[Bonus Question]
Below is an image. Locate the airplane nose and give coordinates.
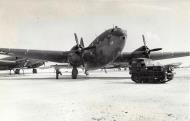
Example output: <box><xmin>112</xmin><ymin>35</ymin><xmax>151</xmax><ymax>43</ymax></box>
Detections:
<box><xmin>117</xmin><ymin>28</ymin><xmax>127</xmax><ymax>42</ymax></box>
<box><xmin>120</xmin><ymin>29</ymin><xmax>127</xmax><ymax>41</ymax></box>
<box><xmin>122</xmin><ymin>29</ymin><xmax>127</xmax><ymax>37</ymax></box>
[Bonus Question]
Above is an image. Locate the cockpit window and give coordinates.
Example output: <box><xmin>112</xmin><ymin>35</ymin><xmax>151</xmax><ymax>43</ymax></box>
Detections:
<box><xmin>111</xmin><ymin>29</ymin><xmax>114</xmax><ymax>32</ymax></box>
<box><xmin>111</xmin><ymin>26</ymin><xmax>118</xmax><ymax>32</ymax></box>
<box><xmin>111</xmin><ymin>28</ymin><xmax>116</xmax><ymax>32</ymax></box>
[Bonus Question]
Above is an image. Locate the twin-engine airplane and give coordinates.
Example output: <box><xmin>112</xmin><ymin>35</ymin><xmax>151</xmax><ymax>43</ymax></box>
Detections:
<box><xmin>0</xmin><ymin>26</ymin><xmax>189</xmax><ymax>79</ymax></box>
<box><xmin>0</xmin><ymin>26</ymin><xmax>126</xmax><ymax>79</ymax></box>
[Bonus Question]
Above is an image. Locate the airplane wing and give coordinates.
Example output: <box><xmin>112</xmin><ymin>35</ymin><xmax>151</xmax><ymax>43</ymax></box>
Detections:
<box><xmin>149</xmin><ymin>52</ymin><xmax>190</xmax><ymax>60</ymax></box>
<box><xmin>103</xmin><ymin>62</ymin><xmax>129</xmax><ymax>69</ymax></box>
<box><xmin>164</xmin><ymin>62</ymin><xmax>182</xmax><ymax>69</ymax></box>
<box><xmin>0</xmin><ymin>60</ymin><xmax>16</xmax><ymax>66</ymax></box>
<box><xmin>115</xmin><ymin>51</ymin><xmax>190</xmax><ymax>62</ymax></box>
<box><xmin>0</xmin><ymin>48</ymin><xmax>70</xmax><ymax>63</ymax></box>
<box><xmin>39</xmin><ymin>64</ymin><xmax>71</xmax><ymax>70</ymax></box>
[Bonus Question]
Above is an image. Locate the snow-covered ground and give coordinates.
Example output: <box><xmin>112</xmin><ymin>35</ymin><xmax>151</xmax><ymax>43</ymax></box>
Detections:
<box><xmin>0</xmin><ymin>68</ymin><xmax>189</xmax><ymax>121</ymax></box>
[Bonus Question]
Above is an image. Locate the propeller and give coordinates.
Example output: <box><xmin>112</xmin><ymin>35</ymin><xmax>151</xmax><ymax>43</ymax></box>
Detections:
<box><xmin>72</xmin><ymin>33</ymin><xmax>95</xmax><ymax>68</ymax></box>
<box><xmin>141</xmin><ymin>34</ymin><xmax>162</xmax><ymax>58</ymax></box>
<box><xmin>74</xmin><ymin>33</ymin><xmax>92</xmax><ymax>51</ymax></box>
<box><xmin>74</xmin><ymin>33</ymin><xmax>79</xmax><ymax>47</ymax></box>
<box><xmin>142</xmin><ymin>34</ymin><xmax>146</xmax><ymax>47</ymax></box>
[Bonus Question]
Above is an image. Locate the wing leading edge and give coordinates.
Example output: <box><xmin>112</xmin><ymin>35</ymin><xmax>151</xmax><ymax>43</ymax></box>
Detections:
<box><xmin>114</xmin><ymin>51</ymin><xmax>190</xmax><ymax>63</ymax></box>
<box><xmin>0</xmin><ymin>48</ymin><xmax>189</xmax><ymax>64</ymax></box>
<box><xmin>0</xmin><ymin>48</ymin><xmax>70</xmax><ymax>63</ymax></box>
<box><xmin>0</xmin><ymin>60</ymin><xmax>16</xmax><ymax>66</ymax></box>
<box><xmin>149</xmin><ymin>52</ymin><xmax>190</xmax><ymax>60</ymax></box>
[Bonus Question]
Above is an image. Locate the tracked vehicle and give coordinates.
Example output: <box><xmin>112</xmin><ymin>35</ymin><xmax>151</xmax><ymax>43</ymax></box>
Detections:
<box><xmin>129</xmin><ymin>58</ymin><xmax>174</xmax><ymax>83</ymax></box>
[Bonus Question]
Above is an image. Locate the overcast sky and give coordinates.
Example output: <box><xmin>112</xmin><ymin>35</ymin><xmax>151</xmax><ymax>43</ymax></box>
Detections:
<box><xmin>0</xmin><ymin>0</ymin><xmax>189</xmax><ymax>64</ymax></box>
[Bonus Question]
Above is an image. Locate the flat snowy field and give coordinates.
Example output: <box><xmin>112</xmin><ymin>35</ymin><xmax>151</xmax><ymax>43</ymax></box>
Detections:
<box><xmin>0</xmin><ymin>68</ymin><xmax>189</xmax><ymax>121</ymax></box>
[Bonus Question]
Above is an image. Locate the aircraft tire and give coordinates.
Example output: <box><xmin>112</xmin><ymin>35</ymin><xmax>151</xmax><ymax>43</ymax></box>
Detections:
<box><xmin>33</xmin><ymin>69</ymin><xmax>37</xmax><ymax>74</ymax></box>
<box><xmin>56</xmin><ymin>73</ymin><xmax>59</xmax><ymax>79</ymax></box>
<box><xmin>56</xmin><ymin>69</ymin><xmax>59</xmax><ymax>79</ymax></box>
<box><xmin>14</xmin><ymin>69</ymin><xmax>20</xmax><ymax>74</ymax></box>
<box><xmin>72</xmin><ymin>67</ymin><xmax>78</xmax><ymax>79</ymax></box>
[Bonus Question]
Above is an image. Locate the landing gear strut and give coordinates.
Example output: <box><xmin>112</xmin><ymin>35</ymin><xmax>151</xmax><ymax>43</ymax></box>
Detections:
<box><xmin>22</xmin><ymin>69</ymin><xmax>25</xmax><ymax>74</ymax></box>
<box><xmin>72</xmin><ymin>67</ymin><xmax>78</xmax><ymax>79</ymax></box>
<box><xmin>14</xmin><ymin>69</ymin><xmax>20</xmax><ymax>74</ymax></box>
<box><xmin>85</xmin><ymin>70</ymin><xmax>89</xmax><ymax>76</ymax></box>
<box><xmin>9</xmin><ymin>70</ymin><xmax>12</xmax><ymax>75</ymax></box>
<box><xmin>32</xmin><ymin>68</ymin><xmax>37</xmax><ymax>74</ymax></box>
<box><xmin>56</xmin><ymin>69</ymin><xmax>62</xmax><ymax>79</ymax></box>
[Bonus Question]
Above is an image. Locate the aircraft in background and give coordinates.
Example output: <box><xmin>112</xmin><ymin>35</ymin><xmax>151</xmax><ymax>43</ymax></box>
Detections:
<box><xmin>180</xmin><ymin>65</ymin><xmax>190</xmax><ymax>68</ymax></box>
<box><xmin>0</xmin><ymin>56</ymin><xmax>45</xmax><ymax>74</ymax></box>
<box><xmin>164</xmin><ymin>62</ymin><xmax>182</xmax><ymax>69</ymax></box>
<box><xmin>0</xmin><ymin>27</ymin><xmax>189</xmax><ymax>79</ymax></box>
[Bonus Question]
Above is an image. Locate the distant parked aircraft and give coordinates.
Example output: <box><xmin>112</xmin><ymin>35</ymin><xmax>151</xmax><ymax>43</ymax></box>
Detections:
<box><xmin>0</xmin><ymin>56</ymin><xmax>45</xmax><ymax>74</ymax></box>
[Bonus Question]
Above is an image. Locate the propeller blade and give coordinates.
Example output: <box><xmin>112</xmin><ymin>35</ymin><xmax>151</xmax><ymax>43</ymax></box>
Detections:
<box><xmin>83</xmin><ymin>46</ymin><xmax>96</xmax><ymax>51</ymax></box>
<box><xmin>80</xmin><ymin>37</ymin><xmax>84</xmax><ymax>47</ymax></box>
<box><xmin>142</xmin><ymin>34</ymin><xmax>146</xmax><ymax>46</ymax></box>
<box><xmin>150</xmin><ymin>48</ymin><xmax>162</xmax><ymax>52</ymax></box>
<box><xmin>74</xmin><ymin>33</ymin><xmax>79</xmax><ymax>46</ymax></box>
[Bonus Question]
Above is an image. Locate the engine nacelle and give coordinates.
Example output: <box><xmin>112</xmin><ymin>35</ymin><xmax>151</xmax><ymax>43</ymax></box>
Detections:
<box><xmin>68</xmin><ymin>53</ymin><xmax>82</xmax><ymax>67</ymax></box>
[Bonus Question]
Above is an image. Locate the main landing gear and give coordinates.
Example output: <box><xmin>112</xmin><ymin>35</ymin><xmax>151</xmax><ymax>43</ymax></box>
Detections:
<box><xmin>85</xmin><ymin>70</ymin><xmax>89</xmax><ymax>76</ymax></box>
<box><xmin>14</xmin><ymin>69</ymin><xmax>20</xmax><ymax>74</ymax></box>
<box><xmin>32</xmin><ymin>68</ymin><xmax>37</xmax><ymax>74</ymax></box>
<box><xmin>55</xmin><ymin>67</ymin><xmax>79</xmax><ymax>79</ymax></box>
<box><xmin>72</xmin><ymin>67</ymin><xmax>78</xmax><ymax>79</ymax></box>
<box><xmin>9</xmin><ymin>69</ymin><xmax>12</xmax><ymax>75</ymax></box>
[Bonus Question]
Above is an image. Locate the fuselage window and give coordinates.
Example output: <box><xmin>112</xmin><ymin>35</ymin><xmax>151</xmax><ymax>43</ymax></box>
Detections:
<box><xmin>107</xmin><ymin>34</ymin><xmax>112</xmax><ymax>39</ymax></box>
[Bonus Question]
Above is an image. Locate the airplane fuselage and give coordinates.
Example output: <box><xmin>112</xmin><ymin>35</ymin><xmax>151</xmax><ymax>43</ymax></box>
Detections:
<box><xmin>83</xmin><ymin>27</ymin><xmax>127</xmax><ymax>70</ymax></box>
